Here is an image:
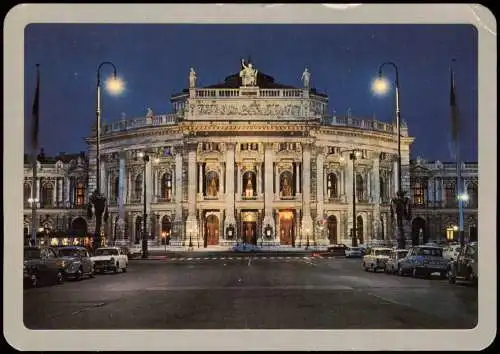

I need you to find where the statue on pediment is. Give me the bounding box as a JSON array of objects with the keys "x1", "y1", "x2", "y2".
[
  {"x1": 189, "y1": 67, "x2": 197, "y2": 88},
  {"x1": 240, "y1": 59, "x2": 258, "y2": 86},
  {"x1": 301, "y1": 67, "x2": 311, "y2": 88}
]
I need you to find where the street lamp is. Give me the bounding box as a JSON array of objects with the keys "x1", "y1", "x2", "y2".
[
  {"x1": 339, "y1": 149, "x2": 362, "y2": 247},
  {"x1": 373, "y1": 62, "x2": 410, "y2": 250},
  {"x1": 90, "y1": 61, "x2": 124, "y2": 253},
  {"x1": 137, "y1": 151, "x2": 150, "y2": 259}
]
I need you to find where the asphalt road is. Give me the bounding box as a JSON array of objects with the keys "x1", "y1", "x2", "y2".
[{"x1": 23, "y1": 255, "x2": 477, "y2": 330}]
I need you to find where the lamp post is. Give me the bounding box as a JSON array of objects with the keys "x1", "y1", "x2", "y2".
[
  {"x1": 457, "y1": 193, "x2": 468, "y2": 246},
  {"x1": 90, "y1": 61, "x2": 124, "y2": 253},
  {"x1": 138, "y1": 152, "x2": 150, "y2": 259},
  {"x1": 372, "y1": 62, "x2": 409, "y2": 250},
  {"x1": 339, "y1": 149, "x2": 361, "y2": 247}
]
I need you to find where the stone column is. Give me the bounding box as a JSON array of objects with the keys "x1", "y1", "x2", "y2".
[
  {"x1": 64, "y1": 177, "x2": 70, "y2": 206},
  {"x1": 127, "y1": 171, "x2": 132, "y2": 202},
  {"x1": 198, "y1": 163, "x2": 203, "y2": 197},
  {"x1": 340, "y1": 169, "x2": 345, "y2": 199},
  {"x1": 115, "y1": 152, "x2": 127, "y2": 245},
  {"x1": 393, "y1": 160, "x2": 398, "y2": 195},
  {"x1": 57, "y1": 178, "x2": 63, "y2": 206},
  {"x1": 372, "y1": 156, "x2": 381, "y2": 239},
  {"x1": 52, "y1": 180, "x2": 57, "y2": 206},
  {"x1": 186, "y1": 145, "x2": 199, "y2": 242},
  {"x1": 262, "y1": 143, "x2": 276, "y2": 237},
  {"x1": 301, "y1": 143, "x2": 313, "y2": 242},
  {"x1": 220, "y1": 163, "x2": 225, "y2": 198},
  {"x1": 427, "y1": 178, "x2": 433, "y2": 204},
  {"x1": 345, "y1": 155, "x2": 353, "y2": 238},
  {"x1": 256, "y1": 163, "x2": 261, "y2": 196},
  {"x1": 274, "y1": 164, "x2": 280, "y2": 199},
  {"x1": 36, "y1": 179, "x2": 40, "y2": 207},
  {"x1": 173, "y1": 152, "x2": 184, "y2": 241},
  {"x1": 224, "y1": 143, "x2": 236, "y2": 239},
  {"x1": 294, "y1": 163, "x2": 300, "y2": 194},
  {"x1": 316, "y1": 152, "x2": 325, "y2": 243},
  {"x1": 237, "y1": 164, "x2": 242, "y2": 197}
]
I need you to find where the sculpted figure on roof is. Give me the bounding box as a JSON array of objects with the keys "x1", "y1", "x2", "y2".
[{"x1": 240, "y1": 59, "x2": 258, "y2": 87}]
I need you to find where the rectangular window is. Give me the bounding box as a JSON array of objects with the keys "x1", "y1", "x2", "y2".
[{"x1": 412, "y1": 182, "x2": 425, "y2": 206}]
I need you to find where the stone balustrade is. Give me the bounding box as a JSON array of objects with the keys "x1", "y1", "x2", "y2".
[{"x1": 193, "y1": 88, "x2": 306, "y2": 98}]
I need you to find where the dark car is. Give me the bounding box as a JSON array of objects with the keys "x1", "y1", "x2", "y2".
[
  {"x1": 326, "y1": 244, "x2": 348, "y2": 256},
  {"x1": 56, "y1": 246, "x2": 95, "y2": 280},
  {"x1": 23, "y1": 247, "x2": 64, "y2": 288}
]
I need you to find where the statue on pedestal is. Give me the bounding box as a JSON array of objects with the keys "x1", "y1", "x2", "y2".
[
  {"x1": 301, "y1": 67, "x2": 311, "y2": 88},
  {"x1": 240, "y1": 59, "x2": 258, "y2": 86},
  {"x1": 189, "y1": 67, "x2": 197, "y2": 88}
]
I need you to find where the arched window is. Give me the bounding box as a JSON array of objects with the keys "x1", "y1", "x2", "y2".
[
  {"x1": 160, "y1": 173, "x2": 173, "y2": 201},
  {"x1": 327, "y1": 173, "x2": 338, "y2": 199},
  {"x1": 355, "y1": 174, "x2": 364, "y2": 201},
  {"x1": 24, "y1": 182, "x2": 31, "y2": 203},
  {"x1": 467, "y1": 182, "x2": 478, "y2": 208},
  {"x1": 134, "y1": 174, "x2": 143, "y2": 201},
  {"x1": 75, "y1": 182, "x2": 85, "y2": 207},
  {"x1": 41, "y1": 182, "x2": 54, "y2": 207}
]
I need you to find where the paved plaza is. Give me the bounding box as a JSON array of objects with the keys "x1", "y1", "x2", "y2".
[{"x1": 23, "y1": 255, "x2": 477, "y2": 330}]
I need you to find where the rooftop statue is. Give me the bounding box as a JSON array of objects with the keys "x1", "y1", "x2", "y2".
[
  {"x1": 189, "y1": 67, "x2": 197, "y2": 88},
  {"x1": 240, "y1": 59, "x2": 258, "y2": 87},
  {"x1": 301, "y1": 67, "x2": 311, "y2": 88}
]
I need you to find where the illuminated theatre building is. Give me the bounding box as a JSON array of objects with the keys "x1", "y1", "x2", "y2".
[{"x1": 22, "y1": 61, "x2": 479, "y2": 247}]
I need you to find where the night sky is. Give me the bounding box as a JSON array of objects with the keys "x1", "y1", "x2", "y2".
[{"x1": 24, "y1": 24, "x2": 477, "y2": 162}]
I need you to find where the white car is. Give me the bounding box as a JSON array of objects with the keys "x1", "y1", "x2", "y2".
[
  {"x1": 361, "y1": 247, "x2": 393, "y2": 272},
  {"x1": 345, "y1": 247, "x2": 363, "y2": 258},
  {"x1": 128, "y1": 245, "x2": 143, "y2": 259},
  {"x1": 91, "y1": 247, "x2": 128, "y2": 273},
  {"x1": 443, "y1": 244, "x2": 462, "y2": 262}
]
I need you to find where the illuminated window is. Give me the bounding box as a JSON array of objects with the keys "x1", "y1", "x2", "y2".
[
  {"x1": 161, "y1": 173, "x2": 173, "y2": 200},
  {"x1": 135, "y1": 174, "x2": 143, "y2": 200},
  {"x1": 444, "y1": 182, "x2": 456, "y2": 207},
  {"x1": 412, "y1": 182, "x2": 425, "y2": 206},
  {"x1": 326, "y1": 173, "x2": 338, "y2": 198},
  {"x1": 75, "y1": 182, "x2": 85, "y2": 207},
  {"x1": 24, "y1": 182, "x2": 31, "y2": 203},
  {"x1": 356, "y1": 174, "x2": 364, "y2": 201},
  {"x1": 41, "y1": 182, "x2": 54, "y2": 207},
  {"x1": 446, "y1": 226, "x2": 456, "y2": 241}
]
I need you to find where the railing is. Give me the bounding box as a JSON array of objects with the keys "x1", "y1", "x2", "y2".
[
  {"x1": 325, "y1": 116, "x2": 401, "y2": 135},
  {"x1": 194, "y1": 88, "x2": 305, "y2": 98},
  {"x1": 104, "y1": 113, "x2": 178, "y2": 133}
]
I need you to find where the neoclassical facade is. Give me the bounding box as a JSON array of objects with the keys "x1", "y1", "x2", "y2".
[{"x1": 22, "y1": 61, "x2": 478, "y2": 247}]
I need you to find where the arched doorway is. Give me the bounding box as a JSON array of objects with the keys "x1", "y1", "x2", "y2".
[
  {"x1": 411, "y1": 217, "x2": 427, "y2": 245},
  {"x1": 327, "y1": 215, "x2": 338, "y2": 244},
  {"x1": 279, "y1": 210, "x2": 295, "y2": 245},
  {"x1": 356, "y1": 215, "x2": 364, "y2": 244},
  {"x1": 161, "y1": 215, "x2": 172, "y2": 244},
  {"x1": 135, "y1": 216, "x2": 142, "y2": 244},
  {"x1": 71, "y1": 217, "x2": 87, "y2": 237},
  {"x1": 205, "y1": 215, "x2": 219, "y2": 246}
]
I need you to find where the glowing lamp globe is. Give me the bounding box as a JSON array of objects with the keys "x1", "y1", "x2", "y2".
[
  {"x1": 105, "y1": 76, "x2": 125, "y2": 95},
  {"x1": 372, "y1": 77, "x2": 390, "y2": 96}
]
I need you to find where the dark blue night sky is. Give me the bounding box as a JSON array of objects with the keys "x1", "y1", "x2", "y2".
[{"x1": 24, "y1": 24, "x2": 477, "y2": 162}]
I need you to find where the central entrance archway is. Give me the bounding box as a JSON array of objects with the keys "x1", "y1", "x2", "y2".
[
  {"x1": 205, "y1": 215, "x2": 220, "y2": 246},
  {"x1": 241, "y1": 211, "x2": 257, "y2": 245},
  {"x1": 411, "y1": 217, "x2": 427, "y2": 245},
  {"x1": 327, "y1": 215, "x2": 338, "y2": 244},
  {"x1": 279, "y1": 210, "x2": 295, "y2": 245}
]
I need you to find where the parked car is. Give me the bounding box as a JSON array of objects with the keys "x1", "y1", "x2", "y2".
[
  {"x1": 361, "y1": 247, "x2": 392, "y2": 272},
  {"x1": 91, "y1": 247, "x2": 128, "y2": 273},
  {"x1": 128, "y1": 245, "x2": 143, "y2": 259},
  {"x1": 384, "y1": 249, "x2": 409, "y2": 274},
  {"x1": 448, "y1": 243, "x2": 478, "y2": 285},
  {"x1": 345, "y1": 246, "x2": 363, "y2": 258},
  {"x1": 23, "y1": 246, "x2": 64, "y2": 288},
  {"x1": 57, "y1": 246, "x2": 95, "y2": 280},
  {"x1": 397, "y1": 245, "x2": 448, "y2": 278},
  {"x1": 443, "y1": 244, "x2": 462, "y2": 262},
  {"x1": 326, "y1": 244, "x2": 348, "y2": 256}
]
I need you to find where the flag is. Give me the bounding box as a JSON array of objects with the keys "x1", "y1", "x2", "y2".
[
  {"x1": 31, "y1": 64, "x2": 40, "y2": 154},
  {"x1": 449, "y1": 64, "x2": 459, "y2": 155}
]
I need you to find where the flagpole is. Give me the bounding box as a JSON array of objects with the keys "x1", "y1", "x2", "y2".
[{"x1": 30, "y1": 64, "x2": 40, "y2": 247}]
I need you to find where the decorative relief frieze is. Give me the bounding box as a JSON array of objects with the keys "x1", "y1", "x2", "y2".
[{"x1": 187, "y1": 100, "x2": 310, "y2": 118}]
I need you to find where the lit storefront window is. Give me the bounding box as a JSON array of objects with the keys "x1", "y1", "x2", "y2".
[
  {"x1": 62, "y1": 238, "x2": 69, "y2": 246},
  {"x1": 50, "y1": 238, "x2": 59, "y2": 246}
]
